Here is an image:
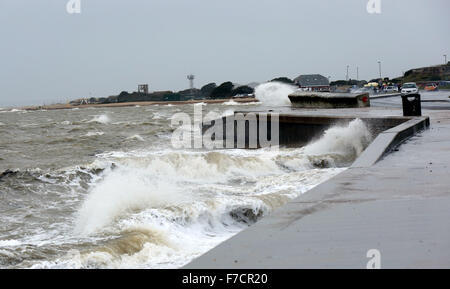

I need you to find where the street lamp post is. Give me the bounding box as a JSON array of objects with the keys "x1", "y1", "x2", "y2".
[
  {"x1": 444, "y1": 54, "x2": 447, "y2": 64},
  {"x1": 378, "y1": 61, "x2": 382, "y2": 80},
  {"x1": 346, "y1": 65, "x2": 349, "y2": 81}
]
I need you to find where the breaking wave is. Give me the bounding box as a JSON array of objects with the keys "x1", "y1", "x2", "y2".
[
  {"x1": 304, "y1": 119, "x2": 372, "y2": 166},
  {"x1": 55, "y1": 119, "x2": 371, "y2": 268}
]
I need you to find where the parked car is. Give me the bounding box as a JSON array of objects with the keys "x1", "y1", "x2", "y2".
[
  {"x1": 401, "y1": 82, "x2": 419, "y2": 94},
  {"x1": 424, "y1": 83, "x2": 438, "y2": 91},
  {"x1": 383, "y1": 85, "x2": 398, "y2": 93}
]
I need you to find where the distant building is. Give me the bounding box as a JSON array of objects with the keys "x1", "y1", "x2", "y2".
[
  {"x1": 138, "y1": 84, "x2": 149, "y2": 94},
  {"x1": 294, "y1": 74, "x2": 330, "y2": 92}
]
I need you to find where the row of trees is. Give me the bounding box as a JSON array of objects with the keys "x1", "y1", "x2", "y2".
[
  {"x1": 201, "y1": 82, "x2": 254, "y2": 99},
  {"x1": 201, "y1": 76, "x2": 301, "y2": 99}
]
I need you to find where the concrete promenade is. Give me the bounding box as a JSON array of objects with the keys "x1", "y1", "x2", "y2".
[{"x1": 186, "y1": 96, "x2": 450, "y2": 269}]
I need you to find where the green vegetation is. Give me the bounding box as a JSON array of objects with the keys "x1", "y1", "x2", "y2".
[
  {"x1": 200, "y1": 83, "x2": 217, "y2": 98},
  {"x1": 209, "y1": 82, "x2": 234, "y2": 99},
  {"x1": 401, "y1": 63, "x2": 449, "y2": 83},
  {"x1": 208, "y1": 82, "x2": 254, "y2": 99},
  {"x1": 270, "y1": 77, "x2": 294, "y2": 84},
  {"x1": 231, "y1": 85, "x2": 253, "y2": 96}
]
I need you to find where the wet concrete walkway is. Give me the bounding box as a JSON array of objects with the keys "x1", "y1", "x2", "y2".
[{"x1": 186, "y1": 107, "x2": 450, "y2": 269}]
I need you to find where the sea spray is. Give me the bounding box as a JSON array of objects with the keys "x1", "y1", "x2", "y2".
[
  {"x1": 74, "y1": 165, "x2": 189, "y2": 235},
  {"x1": 255, "y1": 82, "x2": 297, "y2": 106},
  {"x1": 69, "y1": 118, "x2": 374, "y2": 267},
  {"x1": 304, "y1": 119, "x2": 372, "y2": 165},
  {"x1": 74, "y1": 151, "x2": 285, "y2": 233}
]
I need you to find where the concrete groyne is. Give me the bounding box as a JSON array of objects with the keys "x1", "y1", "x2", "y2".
[{"x1": 288, "y1": 91, "x2": 370, "y2": 108}]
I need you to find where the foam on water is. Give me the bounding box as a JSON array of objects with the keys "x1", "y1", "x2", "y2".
[
  {"x1": 126, "y1": 134, "x2": 145, "y2": 141},
  {"x1": 222, "y1": 100, "x2": 239, "y2": 106},
  {"x1": 84, "y1": 131, "x2": 105, "y2": 137},
  {"x1": 193, "y1": 102, "x2": 207, "y2": 106},
  {"x1": 0, "y1": 240, "x2": 22, "y2": 247},
  {"x1": 152, "y1": 113, "x2": 164, "y2": 119},
  {"x1": 88, "y1": 114, "x2": 111, "y2": 124}
]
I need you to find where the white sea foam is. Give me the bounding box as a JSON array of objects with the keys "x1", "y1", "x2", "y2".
[
  {"x1": 255, "y1": 82, "x2": 297, "y2": 106},
  {"x1": 9, "y1": 108, "x2": 27, "y2": 113},
  {"x1": 84, "y1": 131, "x2": 105, "y2": 137},
  {"x1": 126, "y1": 134, "x2": 145, "y2": 141},
  {"x1": 0, "y1": 239, "x2": 22, "y2": 247},
  {"x1": 223, "y1": 100, "x2": 258, "y2": 106},
  {"x1": 222, "y1": 100, "x2": 239, "y2": 105},
  {"x1": 193, "y1": 102, "x2": 206, "y2": 106},
  {"x1": 88, "y1": 114, "x2": 111, "y2": 124}
]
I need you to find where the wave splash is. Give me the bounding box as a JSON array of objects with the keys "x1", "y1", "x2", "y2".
[
  {"x1": 25, "y1": 118, "x2": 373, "y2": 269},
  {"x1": 304, "y1": 119, "x2": 372, "y2": 166},
  {"x1": 55, "y1": 119, "x2": 371, "y2": 268},
  {"x1": 255, "y1": 82, "x2": 297, "y2": 106}
]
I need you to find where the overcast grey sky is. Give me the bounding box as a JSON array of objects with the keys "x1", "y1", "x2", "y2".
[{"x1": 0, "y1": 0, "x2": 449, "y2": 106}]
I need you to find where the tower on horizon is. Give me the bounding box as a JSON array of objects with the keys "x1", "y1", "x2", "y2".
[{"x1": 187, "y1": 74, "x2": 195, "y2": 89}]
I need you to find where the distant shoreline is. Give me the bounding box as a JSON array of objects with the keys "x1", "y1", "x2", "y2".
[{"x1": 19, "y1": 98, "x2": 258, "y2": 111}]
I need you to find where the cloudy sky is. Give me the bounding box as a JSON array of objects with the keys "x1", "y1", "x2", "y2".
[{"x1": 0, "y1": 0, "x2": 449, "y2": 106}]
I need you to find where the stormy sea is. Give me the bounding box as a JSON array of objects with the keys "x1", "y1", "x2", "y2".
[{"x1": 0, "y1": 85, "x2": 373, "y2": 268}]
